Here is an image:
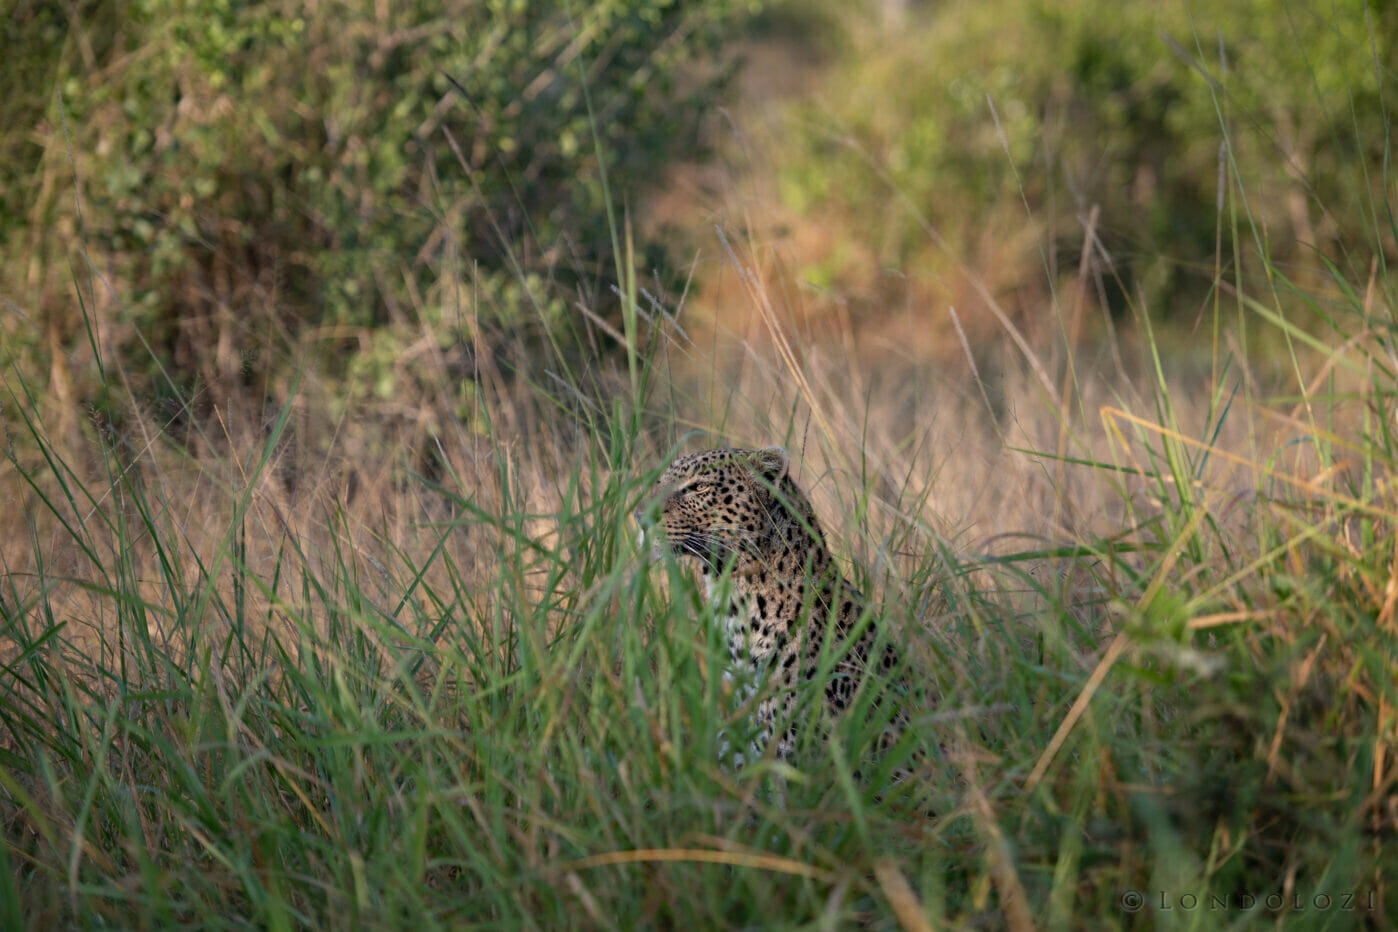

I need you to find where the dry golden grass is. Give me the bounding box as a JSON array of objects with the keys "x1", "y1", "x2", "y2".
[{"x1": 3, "y1": 210, "x2": 1376, "y2": 679}]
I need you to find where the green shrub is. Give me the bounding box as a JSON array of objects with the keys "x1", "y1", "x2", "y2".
[
  {"x1": 3, "y1": 0, "x2": 755, "y2": 408},
  {"x1": 773, "y1": 0, "x2": 1395, "y2": 320}
]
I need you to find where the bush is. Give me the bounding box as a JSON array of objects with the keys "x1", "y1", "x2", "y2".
[
  {"x1": 771, "y1": 0, "x2": 1395, "y2": 324},
  {"x1": 3, "y1": 0, "x2": 755, "y2": 412}
]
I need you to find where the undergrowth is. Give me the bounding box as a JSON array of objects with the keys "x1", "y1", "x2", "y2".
[{"x1": 3, "y1": 239, "x2": 1396, "y2": 926}]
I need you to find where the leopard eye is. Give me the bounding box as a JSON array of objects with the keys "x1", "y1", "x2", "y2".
[{"x1": 688, "y1": 481, "x2": 715, "y2": 496}]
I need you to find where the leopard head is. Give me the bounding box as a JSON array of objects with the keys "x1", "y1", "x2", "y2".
[{"x1": 636, "y1": 446, "x2": 792, "y2": 574}]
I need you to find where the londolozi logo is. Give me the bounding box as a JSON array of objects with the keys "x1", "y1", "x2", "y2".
[{"x1": 1117, "y1": 889, "x2": 1378, "y2": 915}]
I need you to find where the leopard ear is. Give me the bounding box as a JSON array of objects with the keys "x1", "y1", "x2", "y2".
[{"x1": 749, "y1": 446, "x2": 789, "y2": 481}]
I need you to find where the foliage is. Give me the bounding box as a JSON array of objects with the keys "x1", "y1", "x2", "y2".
[
  {"x1": 2, "y1": 0, "x2": 753, "y2": 408},
  {"x1": 771, "y1": 0, "x2": 1396, "y2": 322}
]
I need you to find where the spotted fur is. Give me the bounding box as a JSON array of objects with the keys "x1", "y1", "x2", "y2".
[{"x1": 637, "y1": 446, "x2": 903, "y2": 767}]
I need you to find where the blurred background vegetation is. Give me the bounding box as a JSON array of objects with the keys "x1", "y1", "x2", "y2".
[
  {"x1": 2, "y1": 0, "x2": 752, "y2": 428},
  {"x1": 4, "y1": 0, "x2": 1392, "y2": 439},
  {"x1": 745, "y1": 0, "x2": 1395, "y2": 351},
  {"x1": 760, "y1": 1, "x2": 1392, "y2": 310}
]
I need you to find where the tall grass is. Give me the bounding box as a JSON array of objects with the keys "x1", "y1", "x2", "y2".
[
  {"x1": 5, "y1": 234, "x2": 1395, "y2": 925},
  {"x1": 4, "y1": 24, "x2": 1398, "y2": 932}
]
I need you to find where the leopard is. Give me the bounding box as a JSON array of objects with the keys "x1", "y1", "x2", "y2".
[{"x1": 636, "y1": 445, "x2": 910, "y2": 770}]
